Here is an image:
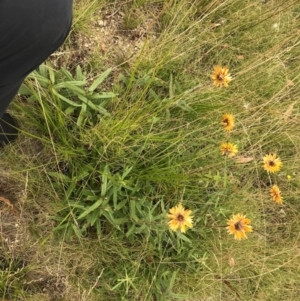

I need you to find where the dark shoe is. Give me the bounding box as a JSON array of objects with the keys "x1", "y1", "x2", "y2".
[{"x1": 0, "y1": 113, "x2": 18, "y2": 146}]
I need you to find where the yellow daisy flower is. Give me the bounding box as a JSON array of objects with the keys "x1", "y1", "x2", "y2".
[
  {"x1": 220, "y1": 142, "x2": 238, "y2": 158},
  {"x1": 227, "y1": 213, "x2": 253, "y2": 241},
  {"x1": 263, "y1": 153, "x2": 282, "y2": 173},
  {"x1": 222, "y1": 113, "x2": 235, "y2": 132},
  {"x1": 167, "y1": 203, "x2": 193, "y2": 233},
  {"x1": 211, "y1": 65, "x2": 232, "y2": 87},
  {"x1": 270, "y1": 185, "x2": 283, "y2": 204}
]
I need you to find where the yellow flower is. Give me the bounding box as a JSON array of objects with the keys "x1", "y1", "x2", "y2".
[
  {"x1": 270, "y1": 185, "x2": 283, "y2": 204},
  {"x1": 211, "y1": 65, "x2": 232, "y2": 87},
  {"x1": 220, "y1": 142, "x2": 238, "y2": 158},
  {"x1": 167, "y1": 203, "x2": 193, "y2": 233},
  {"x1": 263, "y1": 153, "x2": 282, "y2": 173},
  {"x1": 222, "y1": 113, "x2": 235, "y2": 132},
  {"x1": 227, "y1": 213, "x2": 253, "y2": 241}
]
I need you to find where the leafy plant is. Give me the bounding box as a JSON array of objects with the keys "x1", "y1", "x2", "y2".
[{"x1": 20, "y1": 64, "x2": 116, "y2": 127}]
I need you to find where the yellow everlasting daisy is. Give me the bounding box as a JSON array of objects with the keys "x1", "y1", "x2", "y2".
[
  {"x1": 270, "y1": 185, "x2": 283, "y2": 204},
  {"x1": 227, "y1": 213, "x2": 253, "y2": 241},
  {"x1": 222, "y1": 113, "x2": 235, "y2": 132},
  {"x1": 220, "y1": 142, "x2": 238, "y2": 158},
  {"x1": 263, "y1": 153, "x2": 282, "y2": 173},
  {"x1": 211, "y1": 65, "x2": 232, "y2": 87},
  {"x1": 167, "y1": 203, "x2": 193, "y2": 233}
]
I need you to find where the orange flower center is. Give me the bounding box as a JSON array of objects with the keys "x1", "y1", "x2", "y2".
[
  {"x1": 177, "y1": 214, "x2": 184, "y2": 222},
  {"x1": 217, "y1": 74, "x2": 224, "y2": 80},
  {"x1": 234, "y1": 221, "x2": 243, "y2": 231}
]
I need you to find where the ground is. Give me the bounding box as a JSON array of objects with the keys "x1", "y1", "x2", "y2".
[{"x1": 1, "y1": 0, "x2": 300, "y2": 300}]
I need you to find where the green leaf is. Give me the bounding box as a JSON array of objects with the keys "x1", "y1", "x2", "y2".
[
  {"x1": 53, "y1": 223, "x2": 69, "y2": 231},
  {"x1": 48, "y1": 67, "x2": 55, "y2": 84},
  {"x1": 77, "y1": 102, "x2": 87, "y2": 126},
  {"x1": 47, "y1": 172, "x2": 71, "y2": 182},
  {"x1": 60, "y1": 67, "x2": 74, "y2": 80},
  {"x1": 89, "y1": 210, "x2": 100, "y2": 226},
  {"x1": 88, "y1": 68, "x2": 113, "y2": 92},
  {"x1": 68, "y1": 203, "x2": 85, "y2": 210},
  {"x1": 51, "y1": 89, "x2": 81, "y2": 107},
  {"x1": 31, "y1": 73, "x2": 50, "y2": 87},
  {"x1": 65, "y1": 107, "x2": 76, "y2": 115},
  {"x1": 94, "y1": 104, "x2": 111, "y2": 116},
  {"x1": 78, "y1": 95, "x2": 111, "y2": 116},
  {"x1": 129, "y1": 200, "x2": 139, "y2": 222},
  {"x1": 63, "y1": 83, "x2": 86, "y2": 95},
  {"x1": 115, "y1": 199, "x2": 127, "y2": 211},
  {"x1": 76, "y1": 65, "x2": 84, "y2": 81},
  {"x1": 178, "y1": 233, "x2": 192, "y2": 243},
  {"x1": 54, "y1": 81, "x2": 86, "y2": 90},
  {"x1": 102, "y1": 210, "x2": 121, "y2": 230},
  {"x1": 65, "y1": 182, "x2": 77, "y2": 199},
  {"x1": 148, "y1": 88, "x2": 161, "y2": 101},
  {"x1": 18, "y1": 84, "x2": 33, "y2": 95},
  {"x1": 78, "y1": 198, "x2": 104, "y2": 220},
  {"x1": 74, "y1": 170, "x2": 90, "y2": 181},
  {"x1": 86, "y1": 195, "x2": 99, "y2": 201},
  {"x1": 72, "y1": 224, "x2": 83, "y2": 239},
  {"x1": 96, "y1": 220, "x2": 102, "y2": 236},
  {"x1": 118, "y1": 73, "x2": 128, "y2": 85},
  {"x1": 101, "y1": 166, "x2": 109, "y2": 196},
  {"x1": 125, "y1": 224, "x2": 136, "y2": 238},
  {"x1": 135, "y1": 224, "x2": 147, "y2": 233},
  {"x1": 39, "y1": 64, "x2": 48, "y2": 78},
  {"x1": 113, "y1": 217, "x2": 129, "y2": 225},
  {"x1": 90, "y1": 92, "x2": 117, "y2": 99},
  {"x1": 113, "y1": 185, "x2": 118, "y2": 209},
  {"x1": 168, "y1": 271, "x2": 178, "y2": 292},
  {"x1": 122, "y1": 166, "x2": 133, "y2": 179}
]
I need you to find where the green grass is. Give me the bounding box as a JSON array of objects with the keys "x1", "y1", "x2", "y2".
[{"x1": 1, "y1": 0, "x2": 300, "y2": 300}]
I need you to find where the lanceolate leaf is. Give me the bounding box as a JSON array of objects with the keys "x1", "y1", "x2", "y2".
[
  {"x1": 78, "y1": 198, "x2": 104, "y2": 220},
  {"x1": 88, "y1": 68, "x2": 113, "y2": 92}
]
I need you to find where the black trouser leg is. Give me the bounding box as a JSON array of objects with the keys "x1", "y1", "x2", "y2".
[
  {"x1": 0, "y1": 0, "x2": 73, "y2": 118},
  {"x1": 0, "y1": 79, "x2": 24, "y2": 117}
]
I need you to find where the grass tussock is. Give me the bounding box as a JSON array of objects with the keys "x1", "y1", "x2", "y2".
[{"x1": 1, "y1": 0, "x2": 300, "y2": 300}]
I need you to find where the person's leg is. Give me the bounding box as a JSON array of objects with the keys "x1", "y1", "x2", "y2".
[
  {"x1": 0, "y1": 79, "x2": 24, "y2": 117},
  {"x1": 0, "y1": 80, "x2": 24, "y2": 145},
  {"x1": 0, "y1": 0, "x2": 73, "y2": 87},
  {"x1": 0, "y1": 0, "x2": 73, "y2": 145}
]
